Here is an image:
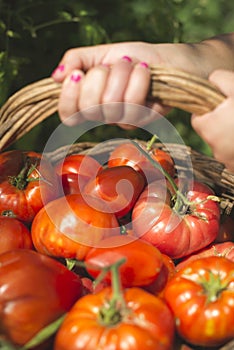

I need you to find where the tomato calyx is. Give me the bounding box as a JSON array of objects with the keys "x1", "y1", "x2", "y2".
[
  {"x1": 98, "y1": 258, "x2": 130, "y2": 327},
  {"x1": 201, "y1": 271, "x2": 230, "y2": 303},
  {"x1": 183, "y1": 269, "x2": 229, "y2": 304},
  {"x1": 8, "y1": 156, "x2": 52, "y2": 190}
]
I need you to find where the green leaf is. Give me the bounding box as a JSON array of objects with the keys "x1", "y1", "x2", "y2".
[{"x1": 21, "y1": 314, "x2": 66, "y2": 350}]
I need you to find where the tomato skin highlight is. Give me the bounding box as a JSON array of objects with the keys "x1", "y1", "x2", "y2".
[
  {"x1": 164, "y1": 256, "x2": 234, "y2": 347},
  {"x1": 0, "y1": 150, "x2": 59, "y2": 223},
  {"x1": 55, "y1": 154, "x2": 102, "y2": 195},
  {"x1": 55, "y1": 287, "x2": 175, "y2": 350},
  {"x1": 0, "y1": 216, "x2": 33, "y2": 253},
  {"x1": 84, "y1": 165, "x2": 146, "y2": 218},
  {"x1": 31, "y1": 193, "x2": 120, "y2": 260},
  {"x1": 0, "y1": 249, "x2": 83, "y2": 346},
  {"x1": 85, "y1": 235, "x2": 164, "y2": 287}
]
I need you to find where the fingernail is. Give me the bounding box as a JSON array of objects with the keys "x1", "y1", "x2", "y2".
[
  {"x1": 140, "y1": 62, "x2": 149, "y2": 68},
  {"x1": 51, "y1": 64, "x2": 65, "y2": 76},
  {"x1": 122, "y1": 56, "x2": 132, "y2": 62},
  {"x1": 70, "y1": 74, "x2": 82, "y2": 82}
]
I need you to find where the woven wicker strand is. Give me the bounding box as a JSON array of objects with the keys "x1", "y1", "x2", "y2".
[{"x1": 0, "y1": 66, "x2": 226, "y2": 151}]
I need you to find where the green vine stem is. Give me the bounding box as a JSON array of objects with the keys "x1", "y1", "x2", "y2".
[{"x1": 131, "y1": 139, "x2": 219, "y2": 216}]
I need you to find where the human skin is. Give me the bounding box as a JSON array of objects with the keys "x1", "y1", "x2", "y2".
[{"x1": 51, "y1": 33, "x2": 234, "y2": 171}]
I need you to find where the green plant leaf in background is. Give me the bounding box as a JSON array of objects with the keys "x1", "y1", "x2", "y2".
[{"x1": 0, "y1": 0, "x2": 233, "y2": 154}]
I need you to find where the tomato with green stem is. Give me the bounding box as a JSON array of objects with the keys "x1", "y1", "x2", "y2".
[
  {"x1": 0, "y1": 150, "x2": 59, "y2": 223},
  {"x1": 0, "y1": 249, "x2": 83, "y2": 347},
  {"x1": 132, "y1": 178, "x2": 220, "y2": 259},
  {"x1": 131, "y1": 141, "x2": 220, "y2": 259},
  {"x1": 164, "y1": 256, "x2": 234, "y2": 347},
  {"x1": 55, "y1": 258, "x2": 175, "y2": 350}
]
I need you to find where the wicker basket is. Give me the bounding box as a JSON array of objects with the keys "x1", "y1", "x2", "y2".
[
  {"x1": 0, "y1": 66, "x2": 234, "y2": 349},
  {"x1": 1, "y1": 65, "x2": 233, "y2": 217}
]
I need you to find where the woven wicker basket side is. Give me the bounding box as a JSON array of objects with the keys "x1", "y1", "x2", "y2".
[{"x1": 0, "y1": 66, "x2": 233, "y2": 216}]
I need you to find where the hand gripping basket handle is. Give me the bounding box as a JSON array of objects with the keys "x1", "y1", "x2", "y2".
[{"x1": 0, "y1": 65, "x2": 226, "y2": 151}]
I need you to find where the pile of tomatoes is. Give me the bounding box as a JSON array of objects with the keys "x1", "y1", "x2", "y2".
[{"x1": 0, "y1": 140, "x2": 234, "y2": 350}]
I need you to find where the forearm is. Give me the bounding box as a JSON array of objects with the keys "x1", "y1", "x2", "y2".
[{"x1": 152, "y1": 32, "x2": 234, "y2": 78}]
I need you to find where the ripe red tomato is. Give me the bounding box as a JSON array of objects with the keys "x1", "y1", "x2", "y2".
[
  {"x1": 55, "y1": 154, "x2": 102, "y2": 195},
  {"x1": 0, "y1": 216, "x2": 33, "y2": 254},
  {"x1": 108, "y1": 141, "x2": 175, "y2": 183},
  {"x1": 0, "y1": 249, "x2": 83, "y2": 347},
  {"x1": 143, "y1": 253, "x2": 176, "y2": 297},
  {"x1": 164, "y1": 256, "x2": 234, "y2": 347},
  {"x1": 0, "y1": 150, "x2": 59, "y2": 223},
  {"x1": 84, "y1": 165, "x2": 146, "y2": 218},
  {"x1": 31, "y1": 193, "x2": 120, "y2": 260},
  {"x1": 85, "y1": 235, "x2": 163, "y2": 287},
  {"x1": 55, "y1": 287, "x2": 175, "y2": 350},
  {"x1": 176, "y1": 241, "x2": 234, "y2": 270},
  {"x1": 132, "y1": 178, "x2": 220, "y2": 259}
]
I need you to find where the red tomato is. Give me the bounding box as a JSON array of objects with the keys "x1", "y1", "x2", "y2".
[
  {"x1": 55, "y1": 287, "x2": 175, "y2": 350},
  {"x1": 143, "y1": 253, "x2": 176, "y2": 297},
  {"x1": 164, "y1": 256, "x2": 234, "y2": 347},
  {"x1": 176, "y1": 241, "x2": 234, "y2": 270},
  {"x1": 31, "y1": 193, "x2": 120, "y2": 260},
  {"x1": 0, "y1": 249, "x2": 83, "y2": 347},
  {"x1": 0, "y1": 150, "x2": 59, "y2": 223},
  {"x1": 84, "y1": 165, "x2": 145, "y2": 218},
  {"x1": 0, "y1": 216, "x2": 33, "y2": 254},
  {"x1": 108, "y1": 141, "x2": 175, "y2": 183},
  {"x1": 132, "y1": 178, "x2": 220, "y2": 259},
  {"x1": 85, "y1": 235, "x2": 163, "y2": 287},
  {"x1": 55, "y1": 154, "x2": 102, "y2": 195}
]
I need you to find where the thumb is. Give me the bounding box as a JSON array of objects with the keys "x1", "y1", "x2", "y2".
[{"x1": 209, "y1": 69, "x2": 234, "y2": 97}]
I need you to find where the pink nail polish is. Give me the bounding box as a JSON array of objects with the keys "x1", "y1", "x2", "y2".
[
  {"x1": 70, "y1": 74, "x2": 82, "y2": 82},
  {"x1": 140, "y1": 62, "x2": 149, "y2": 68},
  {"x1": 122, "y1": 56, "x2": 132, "y2": 62},
  {"x1": 51, "y1": 64, "x2": 65, "y2": 76}
]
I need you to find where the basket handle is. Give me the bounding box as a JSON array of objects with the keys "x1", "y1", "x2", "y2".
[{"x1": 0, "y1": 66, "x2": 226, "y2": 151}]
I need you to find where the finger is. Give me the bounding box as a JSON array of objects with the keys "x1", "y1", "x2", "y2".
[
  {"x1": 102, "y1": 56, "x2": 134, "y2": 103},
  {"x1": 58, "y1": 69, "x2": 85, "y2": 125},
  {"x1": 209, "y1": 69, "x2": 234, "y2": 97},
  {"x1": 51, "y1": 45, "x2": 110, "y2": 82},
  {"x1": 124, "y1": 62, "x2": 151, "y2": 104},
  {"x1": 101, "y1": 56, "x2": 134, "y2": 123},
  {"x1": 79, "y1": 65, "x2": 110, "y2": 121}
]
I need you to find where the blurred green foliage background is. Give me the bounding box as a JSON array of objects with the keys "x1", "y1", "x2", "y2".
[{"x1": 0, "y1": 0, "x2": 234, "y2": 153}]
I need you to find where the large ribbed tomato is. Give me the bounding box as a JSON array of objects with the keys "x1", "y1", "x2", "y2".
[
  {"x1": 55, "y1": 287, "x2": 175, "y2": 350},
  {"x1": 164, "y1": 256, "x2": 234, "y2": 348},
  {"x1": 31, "y1": 193, "x2": 120, "y2": 260},
  {"x1": 132, "y1": 178, "x2": 220, "y2": 259}
]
